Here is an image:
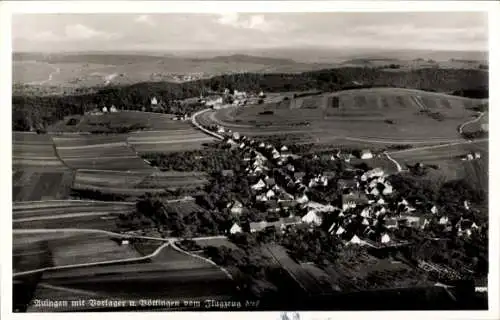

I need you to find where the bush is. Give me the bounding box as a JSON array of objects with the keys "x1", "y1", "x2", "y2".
[{"x1": 259, "y1": 110, "x2": 274, "y2": 115}]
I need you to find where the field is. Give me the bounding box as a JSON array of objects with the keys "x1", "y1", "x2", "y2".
[
  {"x1": 12, "y1": 169, "x2": 74, "y2": 201},
  {"x1": 164, "y1": 200, "x2": 207, "y2": 216},
  {"x1": 72, "y1": 169, "x2": 208, "y2": 195},
  {"x1": 127, "y1": 129, "x2": 214, "y2": 154},
  {"x1": 12, "y1": 132, "x2": 66, "y2": 169},
  {"x1": 192, "y1": 237, "x2": 240, "y2": 251},
  {"x1": 12, "y1": 200, "x2": 135, "y2": 230},
  {"x1": 199, "y1": 88, "x2": 484, "y2": 145},
  {"x1": 52, "y1": 134, "x2": 151, "y2": 170},
  {"x1": 13, "y1": 230, "x2": 143, "y2": 273},
  {"x1": 48, "y1": 111, "x2": 192, "y2": 133},
  {"x1": 25, "y1": 245, "x2": 238, "y2": 311},
  {"x1": 388, "y1": 140, "x2": 488, "y2": 184},
  {"x1": 264, "y1": 244, "x2": 337, "y2": 295}
]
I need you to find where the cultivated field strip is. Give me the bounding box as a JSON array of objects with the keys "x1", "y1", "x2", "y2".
[
  {"x1": 52, "y1": 134, "x2": 150, "y2": 170},
  {"x1": 72, "y1": 169, "x2": 208, "y2": 194},
  {"x1": 127, "y1": 130, "x2": 214, "y2": 153},
  {"x1": 13, "y1": 201, "x2": 134, "y2": 219},
  {"x1": 13, "y1": 200, "x2": 134, "y2": 230},
  {"x1": 13, "y1": 133, "x2": 66, "y2": 169},
  {"x1": 12, "y1": 170, "x2": 74, "y2": 201}
]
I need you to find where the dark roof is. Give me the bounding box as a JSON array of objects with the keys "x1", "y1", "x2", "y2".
[
  {"x1": 294, "y1": 172, "x2": 306, "y2": 178},
  {"x1": 342, "y1": 192, "x2": 368, "y2": 204},
  {"x1": 265, "y1": 178, "x2": 276, "y2": 185},
  {"x1": 338, "y1": 179, "x2": 357, "y2": 189}
]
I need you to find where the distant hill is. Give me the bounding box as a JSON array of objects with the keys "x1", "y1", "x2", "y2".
[{"x1": 200, "y1": 54, "x2": 299, "y2": 66}]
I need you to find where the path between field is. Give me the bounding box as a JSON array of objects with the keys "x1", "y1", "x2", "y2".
[
  {"x1": 458, "y1": 112, "x2": 485, "y2": 134},
  {"x1": 383, "y1": 152, "x2": 403, "y2": 172},
  {"x1": 14, "y1": 227, "x2": 229, "y2": 275},
  {"x1": 13, "y1": 241, "x2": 171, "y2": 277}
]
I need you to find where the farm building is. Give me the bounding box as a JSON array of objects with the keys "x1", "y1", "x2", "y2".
[
  {"x1": 151, "y1": 97, "x2": 158, "y2": 105},
  {"x1": 110, "y1": 105, "x2": 118, "y2": 113},
  {"x1": 102, "y1": 106, "x2": 108, "y2": 113}
]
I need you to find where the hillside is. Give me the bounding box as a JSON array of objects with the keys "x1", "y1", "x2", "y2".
[{"x1": 13, "y1": 67, "x2": 488, "y2": 132}]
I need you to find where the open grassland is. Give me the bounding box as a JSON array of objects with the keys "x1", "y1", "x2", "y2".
[
  {"x1": 12, "y1": 132, "x2": 66, "y2": 169},
  {"x1": 48, "y1": 111, "x2": 192, "y2": 133},
  {"x1": 52, "y1": 134, "x2": 150, "y2": 170},
  {"x1": 201, "y1": 88, "x2": 484, "y2": 145},
  {"x1": 12, "y1": 200, "x2": 134, "y2": 230},
  {"x1": 26, "y1": 245, "x2": 238, "y2": 310},
  {"x1": 72, "y1": 169, "x2": 207, "y2": 196},
  {"x1": 127, "y1": 129, "x2": 214, "y2": 154}
]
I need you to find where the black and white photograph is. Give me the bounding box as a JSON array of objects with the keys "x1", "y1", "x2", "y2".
[{"x1": 3, "y1": 1, "x2": 499, "y2": 318}]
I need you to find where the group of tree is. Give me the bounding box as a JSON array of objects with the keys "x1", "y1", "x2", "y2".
[{"x1": 142, "y1": 147, "x2": 243, "y2": 173}]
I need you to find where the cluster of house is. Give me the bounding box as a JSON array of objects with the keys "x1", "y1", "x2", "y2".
[
  {"x1": 201, "y1": 89, "x2": 266, "y2": 109},
  {"x1": 461, "y1": 152, "x2": 481, "y2": 161},
  {"x1": 206, "y1": 122, "x2": 482, "y2": 249}
]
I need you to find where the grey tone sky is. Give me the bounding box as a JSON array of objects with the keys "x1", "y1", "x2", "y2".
[{"x1": 12, "y1": 12, "x2": 488, "y2": 53}]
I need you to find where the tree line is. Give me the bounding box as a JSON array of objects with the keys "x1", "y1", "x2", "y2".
[{"x1": 13, "y1": 67, "x2": 487, "y2": 131}]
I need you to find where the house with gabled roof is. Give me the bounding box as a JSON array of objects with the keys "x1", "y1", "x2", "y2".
[
  {"x1": 230, "y1": 223, "x2": 242, "y2": 234},
  {"x1": 251, "y1": 179, "x2": 266, "y2": 191},
  {"x1": 336, "y1": 226, "x2": 346, "y2": 236},
  {"x1": 360, "y1": 149, "x2": 373, "y2": 159},
  {"x1": 266, "y1": 189, "x2": 276, "y2": 199},
  {"x1": 348, "y1": 235, "x2": 368, "y2": 246},
  {"x1": 256, "y1": 194, "x2": 268, "y2": 202},
  {"x1": 301, "y1": 210, "x2": 323, "y2": 226}
]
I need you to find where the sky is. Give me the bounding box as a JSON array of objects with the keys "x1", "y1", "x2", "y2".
[{"x1": 12, "y1": 12, "x2": 488, "y2": 53}]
